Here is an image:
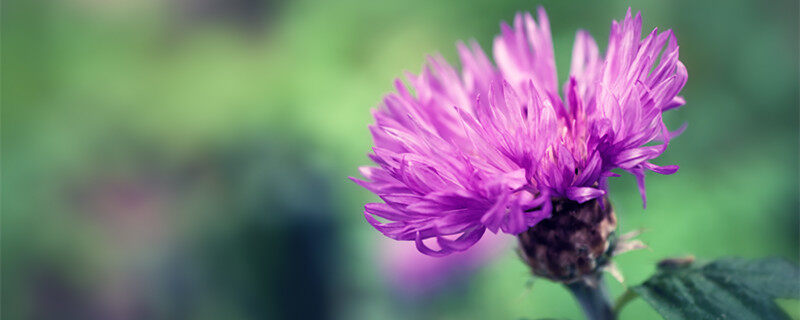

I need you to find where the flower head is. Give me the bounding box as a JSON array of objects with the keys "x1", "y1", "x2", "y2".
[{"x1": 352, "y1": 8, "x2": 687, "y2": 256}]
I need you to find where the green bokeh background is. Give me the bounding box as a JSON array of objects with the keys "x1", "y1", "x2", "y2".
[{"x1": 3, "y1": 0, "x2": 798, "y2": 319}]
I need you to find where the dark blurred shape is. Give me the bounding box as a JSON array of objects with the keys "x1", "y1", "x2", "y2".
[
  {"x1": 31, "y1": 266, "x2": 96, "y2": 320},
  {"x1": 170, "y1": 0, "x2": 282, "y2": 35},
  {"x1": 16, "y1": 135, "x2": 339, "y2": 320},
  {"x1": 189, "y1": 138, "x2": 338, "y2": 320}
]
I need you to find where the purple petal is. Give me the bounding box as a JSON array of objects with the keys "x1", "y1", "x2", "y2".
[{"x1": 566, "y1": 187, "x2": 606, "y2": 203}]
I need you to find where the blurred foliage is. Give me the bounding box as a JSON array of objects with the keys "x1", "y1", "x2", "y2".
[{"x1": 2, "y1": 0, "x2": 798, "y2": 319}]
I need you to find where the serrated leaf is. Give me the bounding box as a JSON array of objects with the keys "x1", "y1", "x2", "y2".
[{"x1": 632, "y1": 257, "x2": 800, "y2": 320}]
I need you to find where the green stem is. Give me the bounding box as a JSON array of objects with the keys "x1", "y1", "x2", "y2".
[
  {"x1": 613, "y1": 288, "x2": 638, "y2": 315},
  {"x1": 565, "y1": 273, "x2": 615, "y2": 320}
]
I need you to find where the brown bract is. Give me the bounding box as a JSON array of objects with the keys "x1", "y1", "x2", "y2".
[{"x1": 518, "y1": 197, "x2": 617, "y2": 283}]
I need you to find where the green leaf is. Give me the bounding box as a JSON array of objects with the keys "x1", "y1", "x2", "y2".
[{"x1": 632, "y1": 257, "x2": 800, "y2": 320}]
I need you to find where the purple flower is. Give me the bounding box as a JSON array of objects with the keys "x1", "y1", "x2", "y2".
[
  {"x1": 352, "y1": 8, "x2": 687, "y2": 256},
  {"x1": 379, "y1": 232, "x2": 511, "y2": 296}
]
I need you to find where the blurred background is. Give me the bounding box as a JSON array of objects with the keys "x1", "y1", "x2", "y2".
[{"x1": 2, "y1": 0, "x2": 798, "y2": 319}]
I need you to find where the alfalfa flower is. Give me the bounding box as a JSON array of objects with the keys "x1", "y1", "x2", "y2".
[{"x1": 352, "y1": 7, "x2": 686, "y2": 263}]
